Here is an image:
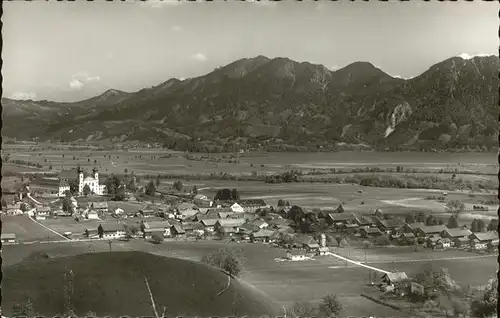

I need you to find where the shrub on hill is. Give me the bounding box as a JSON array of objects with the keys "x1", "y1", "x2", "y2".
[
  {"x1": 3, "y1": 251, "x2": 280, "y2": 317},
  {"x1": 201, "y1": 248, "x2": 244, "y2": 277}
]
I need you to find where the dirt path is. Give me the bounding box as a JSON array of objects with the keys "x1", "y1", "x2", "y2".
[
  {"x1": 365, "y1": 254, "x2": 498, "y2": 264},
  {"x1": 326, "y1": 252, "x2": 391, "y2": 275}
]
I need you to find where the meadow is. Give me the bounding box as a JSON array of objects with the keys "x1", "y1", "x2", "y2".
[{"x1": 1, "y1": 215, "x2": 63, "y2": 242}]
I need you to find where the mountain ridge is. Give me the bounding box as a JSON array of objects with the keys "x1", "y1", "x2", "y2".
[{"x1": 2, "y1": 54, "x2": 498, "y2": 152}]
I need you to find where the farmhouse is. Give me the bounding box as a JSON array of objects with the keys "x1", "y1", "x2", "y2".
[
  {"x1": 237, "y1": 199, "x2": 268, "y2": 212},
  {"x1": 182, "y1": 222, "x2": 204, "y2": 236},
  {"x1": 360, "y1": 227, "x2": 383, "y2": 238},
  {"x1": 381, "y1": 272, "x2": 409, "y2": 285},
  {"x1": 251, "y1": 229, "x2": 276, "y2": 243},
  {"x1": 356, "y1": 215, "x2": 377, "y2": 227},
  {"x1": 36, "y1": 206, "x2": 51, "y2": 217},
  {"x1": 229, "y1": 202, "x2": 245, "y2": 213},
  {"x1": 252, "y1": 218, "x2": 269, "y2": 229},
  {"x1": 91, "y1": 202, "x2": 108, "y2": 214},
  {"x1": 414, "y1": 225, "x2": 447, "y2": 238},
  {"x1": 469, "y1": 232, "x2": 499, "y2": 249},
  {"x1": 1, "y1": 233, "x2": 16, "y2": 243},
  {"x1": 440, "y1": 228, "x2": 472, "y2": 239},
  {"x1": 401, "y1": 222, "x2": 425, "y2": 233},
  {"x1": 215, "y1": 219, "x2": 246, "y2": 234},
  {"x1": 317, "y1": 247, "x2": 330, "y2": 256},
  {"x1": 170, "y1": 224, "x2": 186, "y2": 238},
  {"x1": 453, "y1": 237, "x2": 470, "y2": 248},
  {"x1": 144, "y1": 228, "x2": 165, "y2": 239},
  {"x1": 101, "y1": 224, "x2": 126, "y2": 239},
  {"x1": 399, "y1": 232, "x2": 416, "y2": 245},
  {"x1": 375, "y1": 218, "x2": 405, "y2": 233},
  {"x1": 326, "y1": 212, "x2": 360, "y2": 226},
  {"x1": 436, "y1": 238, "x2": 452, "y2": 249},
  {"x1": 200, "y1": 218, "x2": 219, "y2": 232},
  {"x1": 176, "y1": 202, "x2": 199, "y2": 219},
  {"x1": 86, "y1": 210, "x2": 100, "y2": 220},
  {"x1": 218, "y1": 211, "x2": 236, "y2": 219},
  {"x1": 267, "y1": 218, "x2": 293, "y2": 229},
  {"x1": 144, "y1": 220, "x2": 171, "y2": 237},
  {"x1": 239, "y1": 223, "x2": 260, "y2": 235}
]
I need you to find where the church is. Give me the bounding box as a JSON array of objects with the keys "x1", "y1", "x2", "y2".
[{"x1": 58, "y1": 166, "x2": 106, "y2": 197}]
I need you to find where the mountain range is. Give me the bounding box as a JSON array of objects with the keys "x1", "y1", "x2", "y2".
[{"x1": 2, "y1": 55, "x2": 498, "y2": 152}]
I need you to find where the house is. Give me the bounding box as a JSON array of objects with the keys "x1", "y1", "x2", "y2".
[
  {"x1": 218, "y1": 211, "x2": 236, "y2": 219},
  {"x1": 414, "y1": 225, "x2": 447, "y2": 238},
  {"x1": 1, "y1": 233, "x2": 16, "y2": 243},
  {"x1": 441, "y1": 228, "x2": 472, "y2": 240},
  {"x1": 99, "y1": 224, "x2": 126, "y2": 239},
  {"x1": 114, "y1": 208, "x2": 125, "y2": 216},
  {"x1": 252, "y1": 218, "x2": 269, "y2": 229},
  {"x1": 144, "y1": 221, "x2": 171, "y2": 237},
  {"x1": 6, "y1": 203, "x2": 22, "y2": 215},
  {"x1": 91, "y1": 202, "x2": 108, "y2": 214},
  {"x1": 317, "y1": 246, "x2": 330, "y2": 256},
  {"x1": 292, "y1": 234, "x2": 317, "y2": 249},
  {"x1": 199, "y1": 218, "x2": 219, "y2": 233},
  {"x1": 360, "y1": 227, "x2": 383, "y2": 238},
  {"x1": 239, "y1": 223, "x2": 260, "y2": 235},
  {"x1": 237, "y1": 199, "x2": 268, "y2": 212},
  {"x1": 219, "y1": 226, "x2": 239, "y2": 237},
  {"x1": 356, "y1": 215, "x2": 377, "y2": 227},
  {"x1": 229, "y1": 202, "x2": 245, "y2": 213},
  {"x1": 399, "y1": 232, "x2": 416, "y2": 245},
  {"x1": 137, "y1": 208, "x2": 157, "y2": 218},
  {"x1": 304, "y1": 242, "x2": 321, "y2": 253},
  {"x1": 214, "y1": 218, "x2": 246, "y2": 233},
  {"x1": 36, "y1": 206, "x2": 52, "y2": 217},
  {"x1": 144, "y1": 228, "x2": 165, "y2": 239},
  {"x1": 86, "y1": 210, "x2": 100, "y2": 220},
  {"x1": 453, "y1": 237, "x2": 470, "y2": 248},
  {"x1": 193, "y1": 194, "x2": 212, "y2": 208},
  {"x1": 267, "y1": 218, "x2": 293, "y2": 229},
  {"x1": 176, "y1": 202, "x2": 199, "y2": 218},
  {"x1": 436, "y1": 238, "x2": 452, "y2": 249},
  {"x1": 170, "y1": 224, "x2": 186, "y2": 238},
  {"x1": 251, "y1": 229, "x2": 276, "y2": 243},
  {"x1": 326, "y1": 212, "x2": 360, "y2": 227},
  {"x1": 401, "y1": 222, "x2": 425, "y2": 233},
  {"x1": 381, "y1": 272, "x2": 409, "y2": 285},
  {"x1": 182, "y1": 222, "x2": 205, "y2": 236},
  {"x1": 426, "y1": 236, "x2": 441, "y2": 248},
  {"x1": 375, "y1": 217, "x2": 405, "y2": 233},
  {"x1": 469, "y1": 232, "x2": 499, "y2": 249}
]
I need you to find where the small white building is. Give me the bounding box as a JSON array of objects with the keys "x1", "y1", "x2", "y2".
[
  {"x1": 86, "y1": 210, "x2": 100, "y2": 220},
  {"x1": 1, "y1": 233, "x2": 16, "y2": 243},
  {"x1": 230, "y1": 202, "x2": 245, "y2": 213}
]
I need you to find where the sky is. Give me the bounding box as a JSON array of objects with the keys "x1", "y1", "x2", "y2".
[{"x1": 2, "y1": 0, "x2": 498, "y2": 102}]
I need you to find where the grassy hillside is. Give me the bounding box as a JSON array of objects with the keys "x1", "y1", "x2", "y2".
[{"x1": 3, "y1": 251, "x2": 282, "y2": 317}]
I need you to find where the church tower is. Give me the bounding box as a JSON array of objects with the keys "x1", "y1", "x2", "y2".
[{"x1": 78, "y1": 165, "x2": 84, "y2": 194}]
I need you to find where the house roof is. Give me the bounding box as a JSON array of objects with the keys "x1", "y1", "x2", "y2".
[
  {"x1": 328, "y1": 212, "x2": 359, "y2": 223},
  {"x1": 253, "y1": 219, "x2": 268, "y2": 227},
  {"x1": 239, "y1": 223, "x2": 259, "y2": 232},
  {"x1": 383, "y1": 272, "x2": 408, "y2": 283},
  {"x1": 471, "y1": 231, "x2": 498, "y2": 242},
  {"x1": 438, "y1": 238, "x2": 452, "y2": 243},
  {"x1": 144, "y1": 221, "x2": 171, "y2": 229},
  {"x1": 293, "y1": 234, "x2": 315, "y2": 245},
  {"x1": 377, "y1": 217, "x2": 405, "y2": 229},
  {"x1": 318, "y1": 247, "x2": 330, "y2": 252},
  {"x1": 252, "y1": 229, "x2": 275, "y2": 238},
  {"x1": 92, "y1": 202, "x2": 108, "y2": 209},
  {"x1": 418, "y1": 225, "x2": 447, "y2": 234},
  {"x1": 216, "y1": 219, "x2": 246, "y2": 227},
  {"x1": 171, "y1": 224, "x2": 185, "y2": 234},
  {"x1": 200, "y1": 218, "x2": 219, "y2": 227},
  {"x1": 362, "y1": 227, "x2": 382, "y2": 234},
  {"x1": 99, "y1": 223, "x2": 125, "y2": 232},
  {"x1": 1, "y1": 233, "x2": 16, "y2": 240},
  {"x1": 357, "y1": 215, "x2": 377, "y2": 225},
  {"x1": 144, "y1": 228, "x2": 165, "y2": 233},
  {"x1": 218, "y1": 212, "x2": 237, "y2": 219},
  {"x1": 305, "y1": 243, "x2": 320, "y2": 248},
  {"x1": 237, "y1": 199, "x2": 267, "y2": 207},
  {"x1": 454, "y1": 237, "x2": 469, "y2": 243},
  {"x1": 402, "y1": 232, "x2": 415, "y2": 238},
  {"x1": 36, "y1": 206, "x2": 51, "y2": 212},
  {"x1": 267, "y1": 218, "x2": 293, "y2": 227},
  {"x1": 182, "y1": 222, "x2": 204, "y2": 231},
  {"x1": 177, "y1": 202, "x2": 197, "y2": 210},
  {"x1": 220, "y1": 226, "x2": 238, "y2": 233},
  {"x1": 443, "y1": 228, "x2": 472, "y2": 238},
  {"x1": 404, "y1": 222, "x2": 425, "y2": 230}
]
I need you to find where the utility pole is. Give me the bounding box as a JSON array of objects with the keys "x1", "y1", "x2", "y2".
[
  {"x1": 108, "y1": 239, "x2": 112, "y2": 252},
  {"x1": 392, "y1": 260, "x2": 395, "y2": 272}
]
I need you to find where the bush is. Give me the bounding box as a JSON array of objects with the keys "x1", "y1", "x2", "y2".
[
  {"x1": 151, "y1": 234, "x2": 164, "y2": 244},
  {"x1": 201, "y1": 249, "x2": 243, "y2": 277},
  {"x1": 374, "y1": 235, "x2": 391, "y2": 246},
  {"x1": 290, "y1": 301, "x2": 318, "y2": 317},
  {"x1": 318, "y1": 294, "x2": 342, "y2": 318}
]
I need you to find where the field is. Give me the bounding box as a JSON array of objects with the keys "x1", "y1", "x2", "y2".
[
  {"x1": 3, "y1": 238, "x2": 497, "y2": 317},
  {"x1": 1, "y1": 215, "x2": 64, "y2": 242}
]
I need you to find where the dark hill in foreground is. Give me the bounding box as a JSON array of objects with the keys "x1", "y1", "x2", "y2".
[{"x1": 2, "y1": 251, "x2": 282, "y2": 317}]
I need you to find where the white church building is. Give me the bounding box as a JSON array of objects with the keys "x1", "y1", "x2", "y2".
[{"x1": 58, "y1": 166, "x2": 106, "y2": 197}]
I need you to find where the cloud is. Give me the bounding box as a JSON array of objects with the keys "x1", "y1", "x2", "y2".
[
  {"x1": 140, "y1": 0, "x2": 182, "y2": 8},
  {"x1": 191, "y1": 53, "x2": 207, "y2": 62},
  {"x1": 171, "y1": 25, "x2": 182, "y2": 32},
  {"x1": 69, "y1": 79, "x2": 84, "y2": 90},
  {"x1": 457, "y1": 53, "x2": 496, "y2": 60},
  {"x1": 11, "y1": 91, "x2": 37, "y2": 100}
]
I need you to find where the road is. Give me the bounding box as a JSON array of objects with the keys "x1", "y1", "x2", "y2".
[{"x1": 326, "y1": 252, "x2": 391, "y2": 275}]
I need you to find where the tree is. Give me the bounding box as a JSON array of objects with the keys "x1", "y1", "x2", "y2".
[
  {"x1": 336, "y1": 204, "x2": 344, "y2": 213},
  {"x1": 471, "y1": 219, "x2": 479, "y2": 233},
  {"x1": 97, "y1": 224, "x2": 104, "y2": 239},
  {"x1": 68, "y1": 179, "x2": 79, "y2": 195},
  {"x1": 287, "y1": 205, "x2": 305, "y2": 224},
  {"x1": 1, "y1": 198, "x2": 7, "y2": 207},
  {"x1": 446, "y1": 200, "x2": 465, "y2": 217},
  {"x1": 447, "y1": 216, "x2": 459, "y2": 229},
  {"x1": 192, "y1": 185, "x2": 198, "y2": 195},
  {"x1": 405, "y1": 213, "x2": 415, "y2": 223},
  {"x1": 416, "y1": 211, "x2": 427, "y2": 223},
  {"x1": 291, "y1": 301, "x2": 318, "y2": 318},
  {"x1": 124, "y1": 168, "x2": 128, "y2": 174},
  {"x1": 476, "y1": 219, "x2": 486, "y2": 232},
  {"x1": 172, "y1": 180, "x2": 183, "y2": 192},
  {"x1": 140, "y1": 221, "x2": 146, "y2": 238},
  {"x1": 318, "y1": 294, "x2": 342, "y2": 318},
  {"x1": 127, "y1": 177, "x2": 137, "y2": 192},
  {"x1": 145, "y1": 181, "x2": 156, "y2": 196},
  {"x1": 124, "y1": 225, "x2": 138, "y2": 239},
  {"x1": 155, "y1": 175, "x2": 161, "y2": 187},
  {"x1": 62, "y1": 196, "x2": 74, "y2": 215},
  {"x1": 426, "y1": 215, "x2": 439, "y2": 226},
  {"x1": 20, "y1": 203, "x2": 28, "y2": 212},
  {"x1": 83, "y1": 184, "x2": 91, "y2": 197},
  {"x1": 114, "y1": 186, "x2": 126, "y2": 201},
  {"x1": 375, "y1": 235, "x2": 391, "y2": 246},
  {"x1": 201, "y1": 248, "x2": 243, "y2": 277},
  {"x1": 471, "y1": 276, "x2": 497, "y2": 318},
  {"x1": 277, "y1": 199, "x2": 286, "y2": 207},
  {"x1": 487, "y1": 218, "x2": 498, "y2": 232},
  {"x1": 231, "y1": 188, "x2": 240, "y2": 201},
  {"x1": 214, "y1": 188, "x2": 234, "y2": 201}
]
